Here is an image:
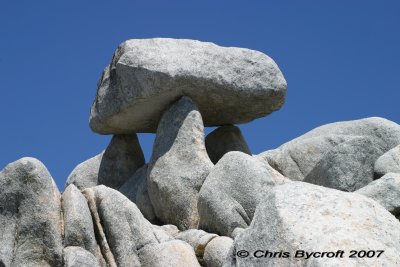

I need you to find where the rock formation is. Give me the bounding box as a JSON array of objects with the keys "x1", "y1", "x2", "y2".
[{"x1": 1, "y1": 38, "x2": 400, "y2": 267}]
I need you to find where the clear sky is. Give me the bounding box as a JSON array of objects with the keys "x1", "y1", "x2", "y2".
[{"x1": 1, "y1": 1, "x2": 399, "y2": 190}]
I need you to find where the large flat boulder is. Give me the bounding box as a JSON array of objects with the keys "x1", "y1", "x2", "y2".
[
  {"x1": 258, "y1": 117, "x2": 400, "y2": 190},
  {"x1": 148, "y1": 96, "x2": 213, "y2": 230},
  {"x1": 198, "y1": 151, "x2": 287, "y2": 236},
  {"x1": 90, "y1": 38, "x2": 287, "y2": 133},
  {"x1": 229, "y1": 182, "x2": 400, "y2": 266},
  {"x1": 0, "y1": 158, "x2": 63, "y2": 267}
]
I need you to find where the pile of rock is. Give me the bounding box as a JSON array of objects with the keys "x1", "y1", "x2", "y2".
[{"x1": 1, "y1": 38, "x2": 400, "y2": 267}]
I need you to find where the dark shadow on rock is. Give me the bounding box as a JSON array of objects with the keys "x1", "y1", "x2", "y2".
[{"x1": 98, "y1": 134, "x2": 145, "y2": 189}]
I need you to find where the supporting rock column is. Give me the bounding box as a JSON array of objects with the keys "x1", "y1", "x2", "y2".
[
  {"x1": 66, "y1": 133, "x2": 145, "y2": 190},
  {"x1": 205, "y1": 125, "x2": 251, "y2": 164},
  {"x1": 148, "y1": 96, "x2": 213, "y2": 230}
]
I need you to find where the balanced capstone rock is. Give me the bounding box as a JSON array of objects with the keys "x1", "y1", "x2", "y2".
[{"x1": 90, "y1": 38, "x2": 287, "y2": 133}]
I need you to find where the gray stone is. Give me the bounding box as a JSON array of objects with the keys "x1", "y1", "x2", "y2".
[
  {"x1": 151, "y1": 225, "x2": 174, "y2": 243},
  {"x1": 63, "y1": 246, "x2": 100, "y2": 267},
  {"x1": 62, "y1": 184, "x2": 97, "y2": 255},
  {"x1": 65, "y1": 153, "x2": 103, "y2": 190},
  {"x1": 198, "y1": 151, "x2": 287, "y2": 237},
  {"x1": 160, "y1": 224, "x2": 180, "y2": 238},
  {"x1": 230, "y1": 182, "x2": 400, "y2": 266},
  {"x1": 148, "y1": 96, "x2": 213, "y2": 230},
  {"x1": 356, "y1": 172, "x2": 400, "y2": 217},
  {"x1": 98, "y1": 134, "x2": 145, "y2": 189},
  {"x1": 90, "y1": 38, "x2": 287, "y2": 134},
  {"x1": 203, "y1": 236, "x2": 233, "y2": 267},
  {"x1": 138, "y1": 240, "x2": 201, "y2": 267},
  {"x1": 374, "y1": 145, "x2": 400, "y2": 178},
  {"x1": 0, "y1": 157, "x2": 63, "y2": 267},
  {"x1": 205, "y1": 125, "x2": 251, "y2": 164},
  {"x1": 176, "y1": 229, "x2": 218, "y2": 264},
  {"x1": 94, "y1": 246, "x2": 107, "y2": 267},
  {"x1": 83, "y1": 185, "x2": 158, "y2": 267},
  {"x1": 231, "y1": 228, "x2": 245, "y2": 240},
  {"x1": 304, "y1": 136, "x2": 382, "y2": 191},
  {"x1": 66, "y1": 134, "x2": 145, "y2": 190},
  {"x1": 83, "y1": 186, "x2": 200, "y2": 266},
  {"x1": 258, "y1": 117, "x2": 400, "y2": 188},
  {"x1": 119, "y1": 164, "x2": 156, "y2": 223},
  {"x1": 82, "y1": 188, "x2": 116, "y2": 267}
]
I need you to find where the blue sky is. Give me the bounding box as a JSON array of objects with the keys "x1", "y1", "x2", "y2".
[{"x1": 1, "y1": 1, "x2": 399, "y2": 190}]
